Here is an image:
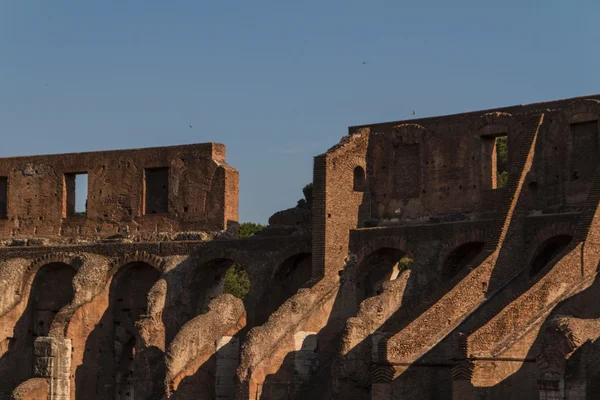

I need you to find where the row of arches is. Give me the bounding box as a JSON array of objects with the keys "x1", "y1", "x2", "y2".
[
  {"x1": 354, "y1": 233, "x2": 574, "y2": 307},
  {"x1": 0, "y1": 251, "x2": 314, "y2": 399}
]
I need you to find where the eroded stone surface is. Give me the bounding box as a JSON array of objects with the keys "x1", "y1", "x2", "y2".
[{"x1": 2, "y1": 96, "x2": 600, "y2": 400}]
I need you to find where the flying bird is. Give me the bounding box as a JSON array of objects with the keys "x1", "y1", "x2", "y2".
[
  {"x1": 189, "y1": 124, "x2": 192, "y2": 128},
  {"x1": 412, "y1": 110, "x2": 416, "y2": 116}
]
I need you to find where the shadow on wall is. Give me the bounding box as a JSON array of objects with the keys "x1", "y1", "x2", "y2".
[
  {"x1": 0, "y1": 262, "x2": 76, "y2": 397},
  {"x1": 161, "y1": 252, "x2": 313, "y2": 399},
  {"x1": 474, "y1": 255, "x2": 600, "y2": 400},
  {"x1": 74, "y1": 262, "x2": 161, "y2": 400}
]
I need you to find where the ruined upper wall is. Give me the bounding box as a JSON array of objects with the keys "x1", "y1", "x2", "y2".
[
  {"x1": 341, "y1": 94, "x2": 600, "y2": 223},
  {"x1": 0, "y1": 143, "x2": 238, "y2": 238}
]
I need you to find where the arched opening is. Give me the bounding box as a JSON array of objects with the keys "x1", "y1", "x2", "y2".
[
  {"x1": 442, "y1": 242, "x2": 485, "y2": 281},
  {"x1": 0, "y1": 262, "x2": 76, "y2": 397},
  {"x1": 256, "y1": 253, "x2": 312, "y2": 326},
  {"x1": 111, "y1": 262, "x2": 161, "y2": 400},
  {"x1": 530, "y1": 235, "x2": 573, "y2": 277},
  {"x1": 75, "y1": 261, "x2": 160, "y2": 400},
  {"x1": 353, "y1": 166, "x2": 366, "y2": 192},
  {"x1": 356, "y1": 248, "x2": 412, "y2": 306},
  {"x1": 31, "y1": 262, "x2": 77, "y2": 337}
]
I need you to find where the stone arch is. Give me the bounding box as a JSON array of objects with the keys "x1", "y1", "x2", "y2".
[
  {"x1": 470, "y1": 112, "x2": 513, "y2": 134},
  {"x1": 353, "y1": 166, "x2": 366, "y2": 192},
  {"x1": 355, "y1": 236, "x2": 411, "y2": 271},
  {"x1": 354, "y1": 237, "x2": 412, "y2": 306},
  {"x1": 20, "y1": 253, "x2": 78, "y2": 296},
  {"x1": 437, "y1": 228, "x2": 487, "y2": 281},
  {"x1": 527, "y1": 223, "x2": 574, "y2": 277},
  {"x1": 391, "y1": 123, "x2": 431, "y2": 146},
  {"x1": 256, "y1": 251, "x2": 313, "y2": 326},
  {"x1": 75, "y1": 258, "x2": 162, "y2": 400},
  {"x1": 441, "y1": 242, "x2": 485, "y2": 281},
  {"x1": 0, "y1": 257, "x2": 78, "y2": 397},
  {"x1": 565, "y1": 99, "x2": 600, "y2": 124},
  {"x1": 108, "y1": 250, "x2": 165, "y2": 276}
]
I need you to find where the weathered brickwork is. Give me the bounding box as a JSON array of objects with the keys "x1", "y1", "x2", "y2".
[{"x1": 2, "y1": 95, "x2": 600, "y2": 400}]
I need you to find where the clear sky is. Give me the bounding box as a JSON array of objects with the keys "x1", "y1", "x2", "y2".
[{"x1": 1, "y1": 1, "x2": 598, "y2": 223}]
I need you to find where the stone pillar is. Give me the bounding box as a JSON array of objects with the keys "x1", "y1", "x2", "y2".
[
  {"x1": 34, "y1": 337, "x2": 71, "y2": 400},
  {"x1": 370, "y1": 363, "x2": 394, "y2": 400},
  {"x1": 293, "y1": 331, "x2": 318, "y2": 392},
  {"x1": 216, "y1": 336, "x2": 240, "y2": 400},
  {"x1": 451, "y1": 332, "x2": 474, "y2": 400},
  {"x1": 536, "y1": 318, "x2": 579, "y2": 400}
]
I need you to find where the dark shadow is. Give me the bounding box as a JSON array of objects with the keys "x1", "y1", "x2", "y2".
[
  {"x1": 529, "y1": 235, "x2": 572, "y2": 277},
  {"x1": 255, "y1": 253, "x2": 312, "y2": 327},
  {"x1": 74, "y1": 262, "x2": 160, "y2": 399},
  {"x1": 442, "y1": 242, "x2": 485, "y2": 281},
  {"x1": 0, "y1": 262, "x2": 76, "y2": 397}
]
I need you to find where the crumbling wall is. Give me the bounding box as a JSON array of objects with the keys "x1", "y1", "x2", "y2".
[{"x1": 0, "y1": 143, "x2": 237, "y2": 238}]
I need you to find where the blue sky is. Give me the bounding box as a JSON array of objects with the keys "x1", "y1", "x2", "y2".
[{"x1": 1, "y1": 1, "x2": 598, "y2": 223}]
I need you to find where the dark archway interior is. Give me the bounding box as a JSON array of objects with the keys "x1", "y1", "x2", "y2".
[
  {"x1": 0, "y1": 262, "x2": 76, "y2": 397},
  {"x1": 356, "y1": 248, "x2": 406, "y2": 305},
  {"x1": 112, "y1": 262, "x2": 161, "y2": 399},
  {"x1": 353, "y1": 166, "x2": 366, "y2": 192},
  {"x1": 256, "y1": 253, "x2": 312, "y2": 326},
  {"x1": 529, "y1": 235, "x2": 573, "y2": 277},
  {"x1": 442, "y1": 242, "x2": 485, "y2": 281}
]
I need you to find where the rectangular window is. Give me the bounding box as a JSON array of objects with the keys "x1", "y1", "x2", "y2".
[
  {"x1": 481, "y1": 135, "x2": 508, "y2": 189},
  {"x1": 63, "y1": 173, "x2": 88, "y2": 218},
  {"x1": 0, "y1": 177, "x2": 7, "y2": 219},
  {"x1": 144, "y1": 167, "x2": 169, "y2": 214}
]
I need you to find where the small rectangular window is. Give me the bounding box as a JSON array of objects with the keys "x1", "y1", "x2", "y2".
[
  {"x1": 0, "y1": 177, "x2": 7, "y2": 219},
  {"x1": 63, "y1": 173, "x2": 88, "y2": 218},
  {"x1": 481, "y1": 135, "x2": 508, "y2": 189},
  {"x1": 144, "y1": 167, "x2": 169, "y2": 214}
]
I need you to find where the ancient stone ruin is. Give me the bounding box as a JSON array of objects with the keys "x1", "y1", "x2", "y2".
[{"x1": 2, "y1": 95, "x2": 600, "y2": 399}]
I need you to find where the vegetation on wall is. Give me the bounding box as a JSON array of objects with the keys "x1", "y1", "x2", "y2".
[
  {"x1": 496, "y1": 136, "x2": 508, "y2": 188},
  {"x1": 223, "y1": 222, "x2": 265, "y2": 299}
]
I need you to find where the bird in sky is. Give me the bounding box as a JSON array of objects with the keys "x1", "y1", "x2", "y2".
[
  {"x1": 412, "y1": 110, "x2": 416, "y2": 116},
  {"x1": 189, "y1": 124, "x2": 192, "y2": 128},
  {"x1": 362, "y1": 61, "x2": 366, "y2": 64}
]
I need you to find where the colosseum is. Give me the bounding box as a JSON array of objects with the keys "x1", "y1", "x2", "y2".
[{"x1": 1, "y1": 94, "x2": 600, "y2": 400}]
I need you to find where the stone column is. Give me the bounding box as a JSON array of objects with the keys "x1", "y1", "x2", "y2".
[
  {"x1": 34, "y1": 337, "x2": 72, "y2": 400},
  {"x1": 216, "y1": 336, "x2": 240, "y2": 400},
  {"x1": 370, "y1": 363, "x2": 394, "y2": 400},
  {"x1": 451, "y1": 332, "x2": 474, "y2": 400}
]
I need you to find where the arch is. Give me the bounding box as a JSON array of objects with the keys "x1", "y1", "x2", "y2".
[
  {"x1": 30, "y1": 262, "x2": 78, "y2": 337},
  {"x1": 75, "y1": 260, "x2": 161, "y2": 399},
  {"x1": 20, "y1": 253, "x2": 78, "y2": 295},
  {"x1": 355, "y1": 236, "x2": 410, "y2": 271},
  {"x1": 470, "y1": 112, "x2": 513, "y2": 133},
  {"x1": 0, "y1": 260, "x2": 77, "y2": 396},
  {"x1": 565, "y1": 99, "x2": 600, "y2": 124},
  {"x1": 441, "y1": 242, "x2": 485, "y2": 281},
  {"x1": 356, "y1": 247, "x2": 409, "y2": 304},
  {"x1": 108, "y1": 250, "x2": 165, "y2": 276},
  {"x1": 353, "y1": 166, "x2": 366, "y2": 192},
  {"x1": 529, "y1": 234, "x2": 573, "y2": 277},
  {"x1": 256, "y1": 252, "x2": 313, "y2": 326}
]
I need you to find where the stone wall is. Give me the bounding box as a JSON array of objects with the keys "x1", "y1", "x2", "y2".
[{"x1": 1, "y1": 95, "x2": 600, "y2": 399}]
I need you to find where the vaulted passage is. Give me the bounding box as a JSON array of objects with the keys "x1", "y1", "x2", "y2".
[
  {"x1": 75, "y1": 262, "x2": 161, "y2": 400},
  {"x1": 356, "y1": 248, "x2": 411, "y2": 306},
  {"x1": 442, "y1": 242, "x2": 485, "y2": 281},
  {"x1": 530, "y1": 235, "x2": 573, "y2": 277},
  {"x1": 256, "y1": 253, "x2": 312, "y2": 326},
  {"x1": 0, "y1": 262, "x2": 76, "y2": 397}
]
